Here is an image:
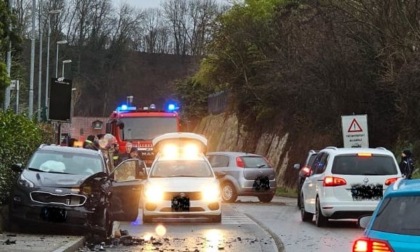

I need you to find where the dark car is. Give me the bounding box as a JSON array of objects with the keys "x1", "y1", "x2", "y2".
[
  {"x1": 9, "y1": 144, "x2": 147, "y2": 238},
  {"x1": 206, "y1": 152, "x2": 277, "y2": 203},
  {"x1": 293, "y1": 149, "x2": 318, "y2": 208}
]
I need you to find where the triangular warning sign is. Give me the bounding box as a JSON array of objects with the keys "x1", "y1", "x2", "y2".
[{"x1": 348, "y1": 119, "x2": 363, "y2": 133}]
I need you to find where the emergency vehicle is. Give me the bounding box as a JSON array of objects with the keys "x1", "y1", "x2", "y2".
[{"x1": 106, "y1": 103, "x2": 181, "y2": 166}]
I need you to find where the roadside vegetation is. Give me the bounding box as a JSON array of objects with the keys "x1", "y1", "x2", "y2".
[
  {"x1": 176, "y1": 0, "x2": 420, "y2": 186},
  {"x1": 0, "y1": 110, "x2": 54, "y2": 206}
]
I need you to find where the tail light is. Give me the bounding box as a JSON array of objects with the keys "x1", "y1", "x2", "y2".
[
  {"x1": 236, "y1": 157, "x2": 245, "y2": 168},
  {"x1": 385, "y1": 177, "x2": 399, "y2": 186},
  {"x1": 323, "y1": 176, "x2": 347, "y2": 187},
  {"x1": 352, "y1": 237, "x2": 394, "y2": 252}
]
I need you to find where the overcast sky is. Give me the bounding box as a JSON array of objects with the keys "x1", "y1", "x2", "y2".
[
  {"x1": 112, "y1": 0, "x2": 233, "y2": 10},
  {"x1": 113, "y1": 0, "x2": 162, "y2": 9}
]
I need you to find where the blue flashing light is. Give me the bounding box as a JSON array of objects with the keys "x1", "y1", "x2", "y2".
[
  {"x1": 117, "y1": 104, "x2": 136, "y2": 112},
  {"x1": 164, "y1": 101, "x2": 180, "y2": 112}
]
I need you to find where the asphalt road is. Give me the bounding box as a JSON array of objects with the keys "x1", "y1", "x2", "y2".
[{"x1": 0, "y1": 198, "x2": 281, "y2": 252}]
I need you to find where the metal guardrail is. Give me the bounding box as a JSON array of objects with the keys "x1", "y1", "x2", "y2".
[{"x1": 207, "y1": 91, "x2": 228, "y2": 115}]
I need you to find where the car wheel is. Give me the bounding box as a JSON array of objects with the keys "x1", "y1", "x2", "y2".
[
  {"x1": 94, "y1": 207, "x2": 112, "y2": 239},
  {"x1": 300, "y1": 194, "x2": 313, "y2": 222},
  {"x1": 221, "y1": 182, "x2": 237, "y2": 203},
  {"x1": 258, "y1": 194, "x2": 274, "y2": 203},
  {"x1": 315, "y1": 197, "x2": 328, "y2": 227},
  {"x1": 297, "y1": 193, "x2": 301, "y2": 208}
]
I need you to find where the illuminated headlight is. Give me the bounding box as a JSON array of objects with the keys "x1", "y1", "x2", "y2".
[
  {"x1": 17, "y1": 174, "x2": 34, "y2": 188},
  {"x1": 144, "y1": 184, "x2": 164, "y2": 203},
  {"x1": 201, "y1": 182, "x2": 220, "y2": 202}
]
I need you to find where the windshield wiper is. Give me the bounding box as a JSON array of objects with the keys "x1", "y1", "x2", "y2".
[
  {"x1": 257, "y1": 164, "x2": 267, "y2": 168},
  {"x1": 28, "y1": 167, "x2": 45, "y2": 172}
]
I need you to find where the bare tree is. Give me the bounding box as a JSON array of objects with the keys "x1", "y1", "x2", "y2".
[{"x1": 162, "y1": 0, "x2": 189, "y2": 55}]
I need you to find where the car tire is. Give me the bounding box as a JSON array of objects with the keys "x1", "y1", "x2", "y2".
[
  {"x1": 258, "y1": 194, "x2": 274, "y2": 203},
  {"x1": 94, "y1": 207, "x2": 112, "y2": 239},
  {"x1": 300, "y1": 194, "x2": 313, "y2": 222},
  {"x1": 315, "y1": 197, "x2": 328, "y2": 227},
  {"x1": 297, "y1": 193, "x2": 301, "y2": 208},
  {"x1": 221, "y1": 182, "x2": 237, "y2": 203}
]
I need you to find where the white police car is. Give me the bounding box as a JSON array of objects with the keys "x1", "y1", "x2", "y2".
[{"x1": 142, "y1": 132, "x2": 222, "y2": 223}]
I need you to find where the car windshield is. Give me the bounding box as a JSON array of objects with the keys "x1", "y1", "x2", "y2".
[
  {"x1": 27, "y1": 150, "x2": 103, "y2": 175},
  {"x1": 331, "y1": 155, "x2": 398, "y2": 175},
  {"x1": 119, "y1": 117, "x2": 178, "y2": 140},
  {"x1": 150, "y1": 160, "x2": 213, "y2": 178},
  {"x1": 371, "y1": 195, "x2": 420, "y2": 235}
]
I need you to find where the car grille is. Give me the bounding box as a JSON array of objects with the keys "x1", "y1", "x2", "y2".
[
  {"x1": 30, "y1": 191, "x2": 87, "y2": 206},
  {"x1": 163, "y1": 192, "x2": 202, "y2": 200}
]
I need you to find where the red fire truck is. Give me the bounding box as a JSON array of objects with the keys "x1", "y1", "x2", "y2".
[{"x1": 106, "y1": 103, "x2": 181, "y2": 166}]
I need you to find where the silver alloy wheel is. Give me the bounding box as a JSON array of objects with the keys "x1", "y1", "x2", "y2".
[{"x1": 221, "y1": 183, "x2": 237, "y2": 202}]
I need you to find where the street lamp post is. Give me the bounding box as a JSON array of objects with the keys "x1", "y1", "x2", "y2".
[
  {"x1": 45, "y1": 9, "x2": 61, "y2": 121},
  {"x1": 37, "y1": 0, "x2": 43, "y2": 121},
  {"x1": 29, "y1": 0, "x2": 36, "y2": 118},
  {"x1": 62, "y1": 59, "x2": 72, "y2": 78},
  {"x1": 55, "y1": 40, "x2": 67, "y2": 78}
]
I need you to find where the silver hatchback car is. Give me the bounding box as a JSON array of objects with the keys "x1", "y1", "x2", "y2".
[{"x1": 206, "y1": 152, "x2": 277, "y2": 203}]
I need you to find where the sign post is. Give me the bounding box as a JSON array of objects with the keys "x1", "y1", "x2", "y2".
[{"x1": 341, "y1": 114, "x2": 369, "y2": 148}]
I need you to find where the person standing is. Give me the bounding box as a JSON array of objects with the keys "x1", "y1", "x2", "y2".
[
  {"x1": 120, "y1": 141, "x2": 133, "y2": 161},
  {"x1": 399, "y1": 149, "x2": 415, "y2": 179}
]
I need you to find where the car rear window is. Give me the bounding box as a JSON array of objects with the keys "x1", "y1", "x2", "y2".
[
  {"x1": 151, "y1": 160, "x2": 213, "y2": 178},
  {"x1": 371, "y1": 196, "x2": 420, "y2": 235},
  {"x1": 331, "y1": 155, "x2": 398, "y2": 175},
  {"x1": 241, "y1": 156, "x2": 271, "y2": 168}
]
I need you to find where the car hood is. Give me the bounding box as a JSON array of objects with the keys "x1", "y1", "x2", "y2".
[
  {"x1": 147, "y1": 177, "x2": 217, "y2": 192},
  {"x1": 22, "y1": 170, "x2": 93, "y2": 187}
]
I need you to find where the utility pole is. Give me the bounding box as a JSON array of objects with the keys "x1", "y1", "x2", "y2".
[
  {"x1": 29, "y1": 0, "x2": 36, "y2": 118},
  {"x1": 4, "y1": 0, "x2": 13, "y2": 110},
  {"x1": 45, "y1": 10, "x2": 61, "y2": 121}
]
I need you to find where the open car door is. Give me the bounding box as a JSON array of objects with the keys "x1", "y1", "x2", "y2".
[{"x1": 109, "y1": 158, "x2": 148, "y2": 222}]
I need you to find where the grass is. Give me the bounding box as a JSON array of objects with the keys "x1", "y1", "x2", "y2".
[{"x1": 275, "y1": 186, "x2": 298, "y2": 198}]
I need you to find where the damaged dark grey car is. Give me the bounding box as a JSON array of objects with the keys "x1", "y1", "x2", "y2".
[{"x1": 9, "y1": 144, "x2": 147, "y2": 238}]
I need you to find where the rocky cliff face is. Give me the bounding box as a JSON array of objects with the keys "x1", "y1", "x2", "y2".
[{"x1": 194, "y1": 113, "x2": 291, "y2": 187}]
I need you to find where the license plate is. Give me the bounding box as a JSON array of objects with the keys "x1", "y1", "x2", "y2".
[
  {"x1": 351, "y1": 183, "x2": 383, "y2": 200},
  {"x1": 171, "y1": 196, "x2": 190, "y2": 211},
  {"x1": 253, "y1": 176, "x2": 270, "y2": 191},
  {"x1": 40, "y1": 207, "x2": 67, "y2": 222}
]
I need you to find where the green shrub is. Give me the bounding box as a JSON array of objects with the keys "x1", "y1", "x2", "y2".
[{"x1": 0, "y1": 110, "x2": 53, "y2": 205}]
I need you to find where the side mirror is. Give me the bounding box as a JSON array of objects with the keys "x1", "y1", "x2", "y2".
[
  {"x1": 11, "y1": 163, "x2": 24, "y2": 172},
  {"x1": 293, "y1": 163, "x2": 301, "y2": 170},
  {"x1": 358, "y1": 215, "x2": 371, "y2": 229},
  {"x1": 117, "y1": 121, "x2": 124, "y2": 130}
]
